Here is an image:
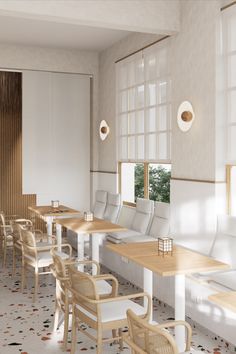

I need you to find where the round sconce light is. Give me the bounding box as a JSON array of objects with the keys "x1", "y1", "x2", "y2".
[
  {"x1": 177, "y1": 101, "x2": 195, "y2": 132},
  {"x1": 99, "y1": 120, "x2": 110, "y2": 141}
]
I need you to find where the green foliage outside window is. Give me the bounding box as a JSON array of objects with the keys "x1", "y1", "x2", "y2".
[{"x1": 135, "y1": 164, "x2": 171, "y2": 203}]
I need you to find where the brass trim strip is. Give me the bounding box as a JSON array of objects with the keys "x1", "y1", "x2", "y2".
[
  {"x1": 226, "y1": 165, "x2": 232, "y2": 215},
  {"x1": 221, "y1": 1, "x2": 236, "y2": 11},
  {"x1": 115, "y1": 35, "x2": 170, "y2": 64},
  {"x1": 90, "y1": 170, "x2": 117, "y2": 175},
  {"x1": 171, "y1": 177, "x2": 225, "y2": 184},
  {"x1": 123, "y1": 201, "x2": 136, "y2": 208}
]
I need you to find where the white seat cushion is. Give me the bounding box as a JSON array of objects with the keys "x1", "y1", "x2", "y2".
[
  {"x1": 131, "y1": 198, "x2": 154, "y2": 234},
  {"x1": 77, "y1": 299, "x2": 146, "y2": 323},
  {"x1": 25, "y1": 251, "x2": 69, "y2": 268},
  {"x1": 210, "y1": 232, "x2": 236, "y2": 268},
  {"x1": 96, "y1": 279, "x2": 112, "y2": 295},
  {"x1": 107, "y1": 230, "x2": 143, "y2": 243},
  {"x1": 124, "y1": 235, "x2": 156, "y2": 244},
  {"x1": 93, "y1": 190, "x2": 107, "y2": 218},
  {"x1": 104, "y1": 193, "x2": 121, "y2": 223},
  {"x1": 210, "y1": 270, "x2": 236, "y2": 290},
  {"x1": 149, "y1": 217, "x2": 170, "y2": 238}
]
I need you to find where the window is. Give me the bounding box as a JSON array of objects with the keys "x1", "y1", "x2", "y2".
[
  {"x1": 222, "y1": 7, "x2": 236, "y2": 215},
  {"x1": 116, "y1": 39, "x2": 171, "y2": 163},
  {"x1": 222, "y1": 6, "x2": 236, "y2": 163},
  {"x1": 119, "y1": 162, "x2": 171, "y2": 204}
]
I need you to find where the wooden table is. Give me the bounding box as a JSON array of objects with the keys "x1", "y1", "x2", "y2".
[
  {"x1": 56, "y1": 217, "x2": 126, "y2": 273},
  {"x1": 106, "y1": 241, "x2": 230, "y2": 351},
  {"x1": 28, "y1": 205, "x2": 80, "y2": 235},
  {"x1": 209, "y1": 291, "x2": 236, "y2": 313}
]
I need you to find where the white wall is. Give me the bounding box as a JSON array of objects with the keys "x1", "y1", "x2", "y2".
[
  {"x1": 23, "y1": 71, "x2": 90, "y2": 211},
  {"x1": 0, "y1": 43, "x2": 99, "y2": 171}
]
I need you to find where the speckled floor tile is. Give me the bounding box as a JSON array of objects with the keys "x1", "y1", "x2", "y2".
[{"x1": 0, "y1": 252, "x2": 235, "y2": 353}]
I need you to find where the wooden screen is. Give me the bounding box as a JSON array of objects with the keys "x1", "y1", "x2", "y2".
[{"x1": 0, "y1": 71, "x2": 37, "y2": 219}]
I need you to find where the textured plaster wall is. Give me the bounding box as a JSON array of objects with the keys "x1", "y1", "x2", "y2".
[
  {"x1": 171, "y1": 0, "x2": 220, "y2": 181},
  {"x1": 0, "y1": 43, "x2": 99, "y2": 170}
]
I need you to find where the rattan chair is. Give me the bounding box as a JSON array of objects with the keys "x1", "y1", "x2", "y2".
[
  {"x1": 125, "y1": 309, "x2": 194, "y2": 354},
  {"x1": 50, "y1": 250, "x2": 118, "y2": 351},
  {"x1": 69, "y1": 266, "x2": 151, "y2": 354},
  {"x1": 11, "y1": 219, "x2": 56, "y2": 276},
  {"x1": 21, "y1": 229, "x2": 70, "y2": 301},
  {"x1": 0, "y1": 211, "x2": 19, "y2": 268}
]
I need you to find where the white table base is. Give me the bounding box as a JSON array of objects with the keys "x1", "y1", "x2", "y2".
[
  {"x1": 143, "y1": 268, "x2": 153, "y2": 322},
  {"x1": 175, "y1": 274, "x2": 186, "y2": 352},
  {"x1": 142, "y1": 269, "x2": 186, "y2": 351}
]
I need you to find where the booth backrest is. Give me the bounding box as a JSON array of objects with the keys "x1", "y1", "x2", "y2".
[
  {"x1": 149, "y1": 202, "x2": 170, "y2": 238},
  {"x1": 117, "y1": 205, "x2": 136, "y2": 228},
  {"x1": 210, "y1": 215, "x2": 236, "y2": 268},
  {"x1": 93, "y1": 190, "x2": 107, "y2": 218},
  {"x1": 103, "y1": 192, "x2": 121, "y2": 223},
  {"x1": 131, "y1": 198, "x2": 154, "y2": 234}
]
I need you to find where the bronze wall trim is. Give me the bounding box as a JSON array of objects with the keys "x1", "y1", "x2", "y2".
[
  {"x1": 221, "y1": 1, "x2": 236, "y2": 11},
  {"x1": 115, "y1": 35, "x2": 170, "y2": 64},
  {"x1": 171, "y1": 177, "x2": 225, "y2": 184},
  {"x1": 90, "y1": 170, "x2": 117, "y2": 175}
]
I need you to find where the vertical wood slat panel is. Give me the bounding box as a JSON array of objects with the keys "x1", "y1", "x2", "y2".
[{"x1": 0, "y1": 71, "x2": 39, "y2": 225}]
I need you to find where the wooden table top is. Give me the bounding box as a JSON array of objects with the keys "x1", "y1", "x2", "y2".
[
  {"x1": 55, "y1": 216, "x2": 126, "y2": 234},
  {"x1": 106, "y1": 242, "x2": 230, "y2": 277},
  {"x1": 28, "y1": 205, "x2": 80, "y2": 217},
  {"x1": 209, "y1": 291, "x2": 236, "y2": 313}
]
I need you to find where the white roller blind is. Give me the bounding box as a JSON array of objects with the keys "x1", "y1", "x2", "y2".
[
  {"x1": 116, "y1": 39, "x2": 171, "y2": 163},
  {"x1": 222, "y1": 6, "x2": 236, "y2": 163}
]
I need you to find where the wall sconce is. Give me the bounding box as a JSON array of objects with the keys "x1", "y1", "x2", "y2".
[
  {"x1": 177, "y1": 101, "x2": 195, "y2": 132},
  {"x1": 99, "y1": 120, "x2": 110, "y2": 141}
]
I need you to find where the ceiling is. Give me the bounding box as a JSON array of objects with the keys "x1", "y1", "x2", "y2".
[{"x1": 0, "y1": 15, "x2": 131, "y2": 51}]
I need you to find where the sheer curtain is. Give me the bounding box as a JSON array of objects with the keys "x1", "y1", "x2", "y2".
[{"x1": 116, "y1": 39, "x2": 171, "y2": 163}]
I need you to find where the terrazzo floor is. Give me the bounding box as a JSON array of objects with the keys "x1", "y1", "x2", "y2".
[{"x1": 0, "y1": 257, "x2": 235, "y2": 354}]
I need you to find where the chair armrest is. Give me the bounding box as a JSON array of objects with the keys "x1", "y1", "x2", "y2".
[
  {"x1": 156, "y1": 320, "x2": 192, "y2": 351},
  {"x1": 65, "y1": 259, "x2": 100, "y2": 275},
  {"x1": 93, "y1": 274, "x2": 118, "y2": 296},
  {"x1": 71, "y1": 291, "x2": 151, "y2": 320}
]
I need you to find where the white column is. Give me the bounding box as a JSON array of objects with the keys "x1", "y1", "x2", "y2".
[
  {"x1": 91, "y1": 235, "x2": 100, "y2": 275},
  {"x1": 175, "y1": 274, "x2": 186, "y2": 352},
  {"x1": 46, "y1": 216, "x2": 53, "y2": 236},
  {"x1": 143, "y1": 268, "x2": 153, "y2": 322},
  {"x1": 56, "y1": 224, "x2": 62, "y2": 252},
  {"x1": 77, "y1": 233, "x2": 85, "y2": 271}
]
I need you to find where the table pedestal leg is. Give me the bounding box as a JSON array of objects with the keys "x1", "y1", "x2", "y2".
[
  {"x1": 77, "y1": 233, "x2": 85, "y2": 271},
  {"x1": 46, "y1": 217, "x2": 53, "y2": 236},
  {"x1": 56, "y1": 224, "x2": 62, "y2": 252},
  {"x1": 91, "y1": 236, "x2": 99, "y2": 275},
  {"x1": 175, "y1": 274, "x2": 186, "y2": 352},
  {"x1": 143, "y1": 268, "x2": 153, "y2": 322}
]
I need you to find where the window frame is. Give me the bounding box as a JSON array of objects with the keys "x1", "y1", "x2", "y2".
[{"x1": 118, "y1": 161, "x2": 170, "y2": 206}]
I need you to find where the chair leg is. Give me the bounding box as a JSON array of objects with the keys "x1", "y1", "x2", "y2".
[
  {"x1": 118, "y1": 328, "x2": 123, "y2": 351},
  {"x1": 33, "y1": 267, "x2": 39, "y2": 302},
  {"x1": 97, "y1": 327, "x2": 103, "y2": 354},
  {"x1": 70, "y1": 305, "x2": 77, "y2": 354},
  {"x1": 112, "y1": 329, "x2": 118, "y2": 344},
  {"x1": 3, "y1": 239, "x2": 6, "y2": 268},
  {"x1": 21, "y1": 260, "x2": 26, "y2": 292},
  {"x1": 63, "y1": 302, "x2": 69, "y2": 350},
  {"x1": 12, "y1": 246, "x2": 16, "y2": 276},
  {"x1": 53, "y1": 301, "x2": 60, "y2": 332}
]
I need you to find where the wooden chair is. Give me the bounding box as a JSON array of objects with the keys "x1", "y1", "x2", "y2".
[
  {"x1": 125, "y1": 309, "x2": 193, "y2": 354},
  {"x1": 21, "y1": 229, "x2": 70, "y2": 301},
  {"x1": 0, "y1": 211, "x2": 19, "y2": 268},
  {"x1": 50, "y1": 250, "x2": 118, "y2": 351},
  {"x1": 11, "y1": 219, "x2": 55, "y2": 276},
  {"x1": 69, "y1": 266, "x2": 151, "y2": 354}
]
